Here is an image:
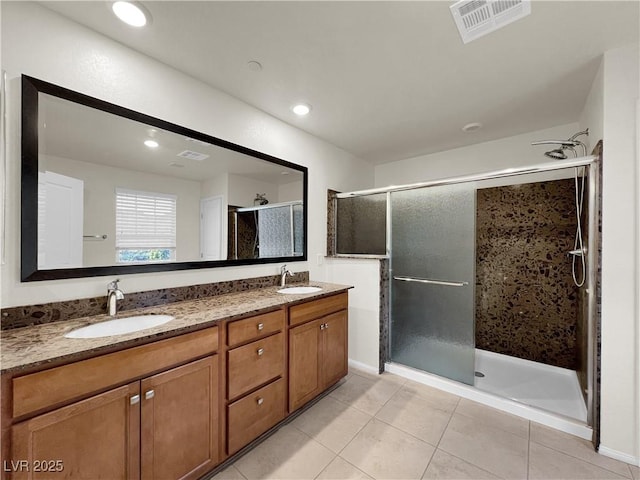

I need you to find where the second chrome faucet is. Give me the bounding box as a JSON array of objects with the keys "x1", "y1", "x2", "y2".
[{"x1": 280, "y1": 265, "x2": 294, "y2": 287}]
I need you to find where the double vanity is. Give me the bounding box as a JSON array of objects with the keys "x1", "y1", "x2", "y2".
[{"x1": 0, "y1": 282, "x2": 350, "y2": 480}]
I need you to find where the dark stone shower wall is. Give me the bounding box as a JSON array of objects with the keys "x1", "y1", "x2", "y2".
[{"x1": 475, "y1": 179, "x2": 580, "y2": 370}]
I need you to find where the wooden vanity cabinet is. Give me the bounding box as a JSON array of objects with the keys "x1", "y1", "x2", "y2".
[
  {"x1": 8, "y1": 327, "x2": 220, "y2": 480},
  {"x1": 5, "y1": 290, "x2": 350, "y2": 480},
  {"x1": 289, "y1": 294, "x2": 348, "y2": 412},
  {"x1": 225, "y1": 309, "x2": 286, "y2": 456},
  {"x1": 11, "y1": 382, "x2": 141, "y2": 480}
]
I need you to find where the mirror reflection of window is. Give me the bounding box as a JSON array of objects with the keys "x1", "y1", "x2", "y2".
[{"x1": 115, "y1": 188, "x2": 177, "y2": 263}]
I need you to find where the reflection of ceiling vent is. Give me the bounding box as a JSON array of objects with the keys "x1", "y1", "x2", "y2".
[
  {"x1": 450, "y1": 0, "x2": 531, "y2": 44},
  {"x1": 177, "y1": 150, "x2": 209, "y2": 161}
]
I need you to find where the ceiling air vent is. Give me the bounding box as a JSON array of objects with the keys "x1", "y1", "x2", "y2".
[
  {"x1": 177, "y1": 150, "x2": 209, "y2": 161},
  {"x1": 450, "y1": 0, "x2": 531, "y2": 44}
]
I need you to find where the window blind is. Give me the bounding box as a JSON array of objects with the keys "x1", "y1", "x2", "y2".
[{"x1": 115, "y1": 188, "x2": 177, "y2": 249}]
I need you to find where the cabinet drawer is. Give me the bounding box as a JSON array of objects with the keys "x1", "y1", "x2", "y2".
[
  {"x1": 227, "y1": 332, "x2": 284, "y2": 400},
  {"x1": 13, "y1": 326, "x2": 219, "y2": 419},
  {"x1": 289, "y1": 292, "x2": 348, "y2": 326},
  {"x1": 227, "y1": 378, "x2": 286, "y2": 455},
  {"x1": 227, "y1": 310, "x2": 284, "y2": 347}
]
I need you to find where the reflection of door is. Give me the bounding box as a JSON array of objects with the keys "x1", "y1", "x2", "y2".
[
  {"x1": 200, "y1": 196, "x2": 223, "y2": 260},
  {"x1": 38, "y1": 171, "x2": 84, "y2": 269}
]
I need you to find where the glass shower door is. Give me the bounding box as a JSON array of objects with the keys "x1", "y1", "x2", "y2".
[{"x1": 390, "y1": 184, "x2": 476, "y2": 385}]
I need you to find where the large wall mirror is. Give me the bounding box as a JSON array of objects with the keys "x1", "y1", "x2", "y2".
[{"x1": 21, "y1": 75, "x2": 307, "y2": 281}]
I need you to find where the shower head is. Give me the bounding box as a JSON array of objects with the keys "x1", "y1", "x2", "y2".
[
  {"x1": 544, "y1": 148, "x2": 569, "y2": 160},
  {"x1": 531, "y1": 129, "x2": 589, "y2": 157}
]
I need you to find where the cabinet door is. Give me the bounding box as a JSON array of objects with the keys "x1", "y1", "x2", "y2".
[
  {"x1": 11, "y1": 382, "x2": 140, "y2": 480},
  {"x1": 288, "y1": 319, "x2": 322, "y2": 412},
  {"x1": 141, "y1": 355, "x2": 219, "y2": 480},
  {"x1": 321, "y1": 310, "x2": 349, "y2": 388}
]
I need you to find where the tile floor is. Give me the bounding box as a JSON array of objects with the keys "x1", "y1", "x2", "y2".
[{"x1": 213, "y1": 368, "x2": 639, "y2": 480}]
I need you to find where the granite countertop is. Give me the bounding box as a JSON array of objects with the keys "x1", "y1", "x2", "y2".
[{"x1": 0, "y1": 281, "x2": 351, "y2": 375}]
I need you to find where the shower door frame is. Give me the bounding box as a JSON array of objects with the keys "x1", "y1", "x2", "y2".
[{"x1": 335, "y1": 155, "x2": 600, "y2": 427}]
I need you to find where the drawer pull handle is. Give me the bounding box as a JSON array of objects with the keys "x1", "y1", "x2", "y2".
[
  {"x1": 257, "y1": 348, "x2": 264, "y2": 356},
  {"x1": 130, "y1": 395, "x2": 140, "y2": 405},
  {"x1": 145, "y1": 390, "x2": 155, "y2": 400},
  {"x1": 257, "y1": 323, "x2": 264, "y2": 331},
  {"x1": 257, "y1": 397, "x2": 264, "y2": 406}
]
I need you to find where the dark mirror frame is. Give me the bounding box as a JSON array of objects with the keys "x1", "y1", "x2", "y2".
[{"x1": 21, "y1": 75, "x2": 308, "y2": 282}]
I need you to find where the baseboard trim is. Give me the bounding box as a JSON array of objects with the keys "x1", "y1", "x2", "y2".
[
  {"x1": 598, "y1": 446, "x2": 640, "y2": 466},
  {"x1": 348, "y1": 358, "x2": 379, "y2": 375}
]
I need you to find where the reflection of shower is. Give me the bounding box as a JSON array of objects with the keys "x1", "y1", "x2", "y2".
[{"x1": 531, "y1": 129, "x2": 589, "y2": 286}]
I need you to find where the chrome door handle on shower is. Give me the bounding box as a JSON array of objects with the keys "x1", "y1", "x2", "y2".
[{"x1": 393, "y1": 276, "x2": 469, "y2": 287}]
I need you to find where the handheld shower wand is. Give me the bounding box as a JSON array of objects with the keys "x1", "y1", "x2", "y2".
[{"x1": 531, "y1": 129, "x2": 590, "y2": 287}]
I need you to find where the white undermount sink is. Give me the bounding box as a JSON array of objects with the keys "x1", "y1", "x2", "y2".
[
  {"x1": 277, "y1": 286, "x2": 322, "y2": 294},
  {"x1": 64, "y1": 315, "x2": 175, "y2": 339}
]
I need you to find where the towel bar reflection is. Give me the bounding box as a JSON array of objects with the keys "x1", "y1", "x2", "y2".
[{"x1": 83, "y1": 234, "x2": 107, "y2": 240}]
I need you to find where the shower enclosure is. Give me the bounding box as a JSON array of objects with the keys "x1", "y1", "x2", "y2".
[{"x1": 334, "y1": 156, "x2": 599, "y2": 432}]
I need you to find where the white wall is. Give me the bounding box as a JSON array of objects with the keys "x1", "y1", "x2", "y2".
[
  {"x1": 0, "y1": 2, "x2": 374, "y2": 306},
  {"x1": 227, "y1": 174, "x2": 279, "y2": 208},
  {"x1": 596, "y1": 44, "x2": 639, "y2": 463},
  {"x1": 323, "y1": 258, "x2": 381, "y2": 371},
  {"x1": 44, "y1": 155, "x2": 202, "y2": 265},
  {"x1": 374, "y1": 123, "x2": 580, "y2": 187},
  {"x1": 579, "y1": 58, "x2": 604, "y2": 150}
]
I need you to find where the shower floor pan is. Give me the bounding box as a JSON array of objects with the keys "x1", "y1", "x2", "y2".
[{"x1": 474, "y1": 349, "x2": 587, "y2": 423}]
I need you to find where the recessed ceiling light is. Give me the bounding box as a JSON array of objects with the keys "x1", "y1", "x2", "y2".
[
  {"x1": 112, "y1": 1, "x2": 149, "y2": 27},
  {"x1": 462, "y1": 122, "x2": 483, "y2": 133},
  {"x1": 292, "y1": 104, "x2": 311, "y2": 116},
  {"x1": 144, "y1": 139, "x2": 159, "y2": 148}
]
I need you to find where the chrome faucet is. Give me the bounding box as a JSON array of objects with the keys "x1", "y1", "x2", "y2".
[
  {"x1": 280, "y1": 265, "x2": 294, "y2": 287},
  {"x1": 107, "y1": 279, "x2": 124, "y2": 316}
]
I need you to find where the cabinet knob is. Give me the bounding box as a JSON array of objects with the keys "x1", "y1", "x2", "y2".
[
  {"x1": 323, "y1": 323, "x2": 329, "y2": 329},
  {"x1": 145, "y1": 390, "x2": 155, "y2": 400},
  {"x1": 257, "y1": 348, "x2": 264, "y2": 356},
  {"x1": 257, "y1": 323, "x2": 264, "y2": 331},
  {"x1": 320, "y1": 324, "x2": 325, "y2": 330},
  {"x1": 257, "y1": 397, "x2": 264, "y2": 406},
  {"x1": 130, "y1": 394, "x2": 140, "y2": 405}
]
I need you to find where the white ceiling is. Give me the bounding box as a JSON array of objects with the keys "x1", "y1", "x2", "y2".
[
  {"x1": 39, "y1": 92, "x2": 304, "y2": 185},
  {"x1": 41, "y1": 1, "x2": 639, "y2": 165}
]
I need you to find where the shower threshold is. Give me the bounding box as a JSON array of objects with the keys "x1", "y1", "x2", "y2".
[{"x1": 385, "y1": 358, "x2": 592, "y2": 441}]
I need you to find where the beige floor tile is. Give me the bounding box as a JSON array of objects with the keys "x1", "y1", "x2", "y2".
[
  {"x1": 629, "y1": 464, "x2": 640, "y2": 479},
  {"x1": 341, "y1": 418, "x2": 435, "y2": 479},
  {"x1": 422, "y1": 449, "x2": 500, "y2": 480},
  {"x1": 233, "y1": 425, "x2": 335, "y2": 479},
  {"x1": 439, "y1": 413, "x2": 528, "y2": 479},
  {"x1": 330, "y1": 371, "x2": 403, "y2": 416},
  {"x1": 529, "y1": 442, "x2": 629, "y2": 479},
  {"x1": 398, "y1": 381, "x2": 460, "y2": 413},
  {"x1": 316, "y1": 457, "x2": 373, "y2": 480},
  {"x1": 350, "y1": 368, "x2": 406, "y2": 386},
  {"x1": 210, "y1": 465, "x2": 247, "y2": 480},
  {"x1": 290, "y1": 395, "x2": 371, "y2": 453},
  {"x1": 530, "y1": 423, "x2": 632, "y2": 477},
  {"x1": 455, "y1": 398, "x2": 529, "y2": 438},
  {"x1": 375, "y1": 386, "x2": 453, "y2": 446}
]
